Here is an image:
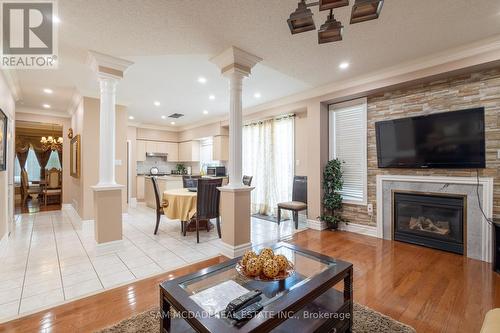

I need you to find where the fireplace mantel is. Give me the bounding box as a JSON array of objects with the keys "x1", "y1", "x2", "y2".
[{"x1": 376, "y1": 174, "x2": 494, "y2": 262}]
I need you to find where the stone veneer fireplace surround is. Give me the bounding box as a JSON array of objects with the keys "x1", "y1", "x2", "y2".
[{"x1": 376, "y1": 175, "x2": 494, "y2": 263}]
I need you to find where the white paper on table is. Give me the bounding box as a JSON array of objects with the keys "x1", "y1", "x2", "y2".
[{"x1": 189, "y1": 280, "x2": 249, "y2": 316}]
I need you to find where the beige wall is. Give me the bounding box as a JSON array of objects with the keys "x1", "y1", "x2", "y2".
[
  {"x1": 0, "y1": 73, "x2": 15, "y2": 241},
  {"x1": 294, "y1": 112, "x2": 308, "y2": 176},
  {"x1": 15, "y1": 113, "x2": 73, "y2": 205},
  {"x1": 70, "y1": 97, "x2": 128, "y2": 220},
  {"x1": 127, "y1": 126, "x2": 137, "y2": 198}
]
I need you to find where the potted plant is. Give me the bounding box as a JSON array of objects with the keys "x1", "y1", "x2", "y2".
[{"x1": 320, "y1": 159, "x2": 346, "y2": 230}]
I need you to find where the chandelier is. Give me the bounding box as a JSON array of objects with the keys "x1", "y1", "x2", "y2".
[
  {"x1": 288, "y1": 0, "x2": 384, "y2": 44},
  {"x1": 40, "y1": 135, "x2": 63, "y2": 151}
]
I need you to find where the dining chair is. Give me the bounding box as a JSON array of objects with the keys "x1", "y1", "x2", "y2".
[
  {"x1": 20, "y1": 169, "x2": 41, "y2": 205},
  {"x1": 43, "y1": 168, "x2": 62, "y2": 206},
  {"x1": 182, "y1": 175, "x2": 201, "y2": 188},
  {"x1": 277, "y1": 176, "x2": 307, "y2": 229},
  {"x1": 242, "y1": 175, "x2": 253, "y2": 186},
  {"x1": 152, "y1": 176, "x2": 185, "y2": 235},
  {"x1": 189, "y1": 178, "x2": 223, "y2": 243}
]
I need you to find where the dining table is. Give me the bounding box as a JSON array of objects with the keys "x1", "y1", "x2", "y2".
[{"x1": 162, "y1": 188, "x2": 213, "y2": 233}]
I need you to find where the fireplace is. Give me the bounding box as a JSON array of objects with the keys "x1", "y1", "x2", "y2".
[{"x1": 393, "y1": 191, "x2": 466, "y2": 254}]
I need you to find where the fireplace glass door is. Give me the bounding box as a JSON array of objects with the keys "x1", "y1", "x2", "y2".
[{"x1": 393, "y1": 192, "x2": 465, "y2": 254}]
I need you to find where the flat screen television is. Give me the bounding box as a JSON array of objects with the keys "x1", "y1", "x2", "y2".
[{"x1": 375, "y1": 107, "x2": 485, "y2": 168}]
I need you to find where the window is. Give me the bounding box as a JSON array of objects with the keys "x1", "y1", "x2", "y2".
[
  {"x1": 199, "y1": 138, "x2": 215, "y2": 173},
  {"x1": 46, "y1": 150, "x2": 61, "y2": 170},
  {"x1": 14, "y1": 146, "x2": 41, "y2": 182},
  {"x1": 329, "y1": 98, "x2": 367, "y2": 204}
]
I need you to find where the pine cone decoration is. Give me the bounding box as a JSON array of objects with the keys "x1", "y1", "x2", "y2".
[
  {"x1": 262, "y1": 258, "x2": 280, "y2": 278},
  {"x1": 245, "y1": 257, "x2": 263, "y2": 277},
  {"x1": 275, "y1": 254, "x2": 289, "y2": 272},
  {"x1": 241, "y1": 251, "x2": 257, "y2": 267}
]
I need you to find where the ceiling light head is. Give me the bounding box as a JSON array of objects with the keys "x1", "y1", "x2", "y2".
[
  {"x1": 161, "y1": 115, "x2": 166, "y2": 119},
  {"x1": 128, "y1": 116, "x2": 135, "y2": 120},
  {"x1": 170, "y1": 121, "x2": 176, "y2": 125},
  {"x1": 350, "y1": 0, "x2": 384, "y2": 24},
  {"x1": 154, "y1": 101, "x2": 161, "y2": 107},
  {"x1": 253, "y1": 92, "x2": 261, "y2": 99},
  {"x1": 42, "y1": 104, "x2": 51, "y2": 109},
  {"x1": 43, "y1": 88, "x2": 53, "y2": 94},
  {"x1": 318, "y1": 10, "x2": 344, "y2": 44},
  {"x1": 197, "y1": 77, "x2": 207, "y2": 84},
  {"x1": 339, "y1": 61, "x2": 350, "y2": 69},
  {"x1": 203, "y1": 110, "x2": 209, "y2": 115},
  {"x1": 287, "y1": 0, "x2": 315, "y2": 34},
  {"x1": 319, "y1": 0, "x2": 349, "y2": 11},
  {"x1": 209, "y1": 94, "x2": 215, "y2": 100}
]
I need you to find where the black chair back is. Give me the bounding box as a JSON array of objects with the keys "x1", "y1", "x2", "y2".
[
  {"x1": 292, "y1": 176, "x2": 307, "y2": 203},
  {"x1": 196, "y1": 178, "x2": 223, "y2": 220},
  {"x1": 151, "y1": 177, "x2": 162, "y2": 212},
  {"x1": 183, "y1": 175, "x2": 201, "y2": 188},
  {"x1": 242, "y1": 175, "x2": 253, "y2": 186}
]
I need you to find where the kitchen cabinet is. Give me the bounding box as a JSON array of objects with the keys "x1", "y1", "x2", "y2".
[
  {"x1": 137, "y1": 175, "x2": 145, "y2": 200},
  {"x1": 178, "y1": 141, "x2": 200, "y2": 162},
  {"x1": 136, "y1": 141, "x2": 146, "y2": 162},
  {"x1": 213, "y1": 135, "x2": 229, "y2": 161},
  {"x1": 165, "y1": 142, "x2": 179, "y2": 162}
]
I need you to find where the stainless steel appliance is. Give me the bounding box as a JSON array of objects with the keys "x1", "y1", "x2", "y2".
[{"x1": 206, "y1": 166, "x2": 226, "y2": 177}]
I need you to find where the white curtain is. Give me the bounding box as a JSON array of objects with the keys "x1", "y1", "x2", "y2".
[{"x1": 242, "y1": 115, "x2": 295, "y2": 216}]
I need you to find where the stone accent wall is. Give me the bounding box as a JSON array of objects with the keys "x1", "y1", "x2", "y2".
[{"x1": 341, "y1": 68, "x2": 500, "y2": 226}]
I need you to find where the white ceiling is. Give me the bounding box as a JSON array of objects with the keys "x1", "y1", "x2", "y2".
[{"x1": 12, "y1": 0, "x2": 500, "y2": 127}]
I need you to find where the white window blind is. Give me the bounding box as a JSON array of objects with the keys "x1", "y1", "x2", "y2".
[{"x1": 329, "y1": 99, "x2": 367, "y2": 204}]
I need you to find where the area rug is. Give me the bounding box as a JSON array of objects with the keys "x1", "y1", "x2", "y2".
[{"x1": 96, "y1": 303, "x2": 416, "y2": 333}]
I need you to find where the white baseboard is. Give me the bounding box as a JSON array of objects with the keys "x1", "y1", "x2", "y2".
[
  {"x1": 61, "y1": 203, "x2": 73, "y2": 210},
  {"x1": 307, "y1": 219, "x2": 328, "y2": 231},
  {"x1": 218, "y1": 242, "x2": 252, "y2": 258},
  {"x1": 339, "y1": 222, "x2": 378, "y2": 238}
]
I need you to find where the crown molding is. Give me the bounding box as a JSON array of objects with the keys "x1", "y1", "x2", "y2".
[
  {"x1": 1, "y1": 69, "x2": 21, "y2": 101},
  {"x1": 16, "y1": 106, "x2": 70, "y2": 119}
]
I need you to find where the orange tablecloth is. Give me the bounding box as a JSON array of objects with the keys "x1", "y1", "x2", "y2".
[{"x1": 162, "y1": 188, "x2": 197, "y2": 221}]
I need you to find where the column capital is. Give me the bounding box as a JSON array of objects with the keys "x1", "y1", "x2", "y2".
[
  {"x1": 87, "y1": 50, "x2": 134, "y2": 80},
  {"x1": 210, "y1": 46, "x2": 262, "y2": 77}
]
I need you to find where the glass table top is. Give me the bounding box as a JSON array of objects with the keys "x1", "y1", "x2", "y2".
[{"x1": 178, "y1": 244, "x2": 337, "y2": 317}]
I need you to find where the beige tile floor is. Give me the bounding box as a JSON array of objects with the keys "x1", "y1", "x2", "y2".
[{"x1": 0, "y1": 203, "x2": 306, "y2": 322}]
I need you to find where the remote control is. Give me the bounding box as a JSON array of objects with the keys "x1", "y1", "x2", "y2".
[
  {"x1": 225, "y1": 290, "x2": 262, "y2": 315},
  {"x1": 231, "y1": 302, "x2": 263, "y2": 321}
]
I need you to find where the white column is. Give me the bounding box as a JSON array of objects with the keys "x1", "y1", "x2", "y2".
[
  {"x1": 97, "y1": 75, "x2": 118, "y2": 186},
  {"x1": 226, "y1": 71, "x2": 245, "y2": 187}
]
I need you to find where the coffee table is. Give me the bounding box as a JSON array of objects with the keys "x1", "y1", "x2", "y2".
[{"x1": 160, "y1": 242, "x2": 353, "y2": 332}]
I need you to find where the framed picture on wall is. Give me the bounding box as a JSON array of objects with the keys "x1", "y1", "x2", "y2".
[
  {"x1": 0, "y1": 109, "x2": 7, "y2": 171},
  {"x1": 70, "y1": 134, "x2": 81, "y2": 178}
]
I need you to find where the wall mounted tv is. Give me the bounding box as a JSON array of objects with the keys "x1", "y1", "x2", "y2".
[{"x1": 375, "y1": 107, "x2": 485, "y2": 168}]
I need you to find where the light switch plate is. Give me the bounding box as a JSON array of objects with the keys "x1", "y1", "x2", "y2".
[
  {"x1": 367, "y1": 203, "x2": 373, "y2": 216},
  {"x1": 497, "y1": 150, "x2": 500, "y2": 159}
]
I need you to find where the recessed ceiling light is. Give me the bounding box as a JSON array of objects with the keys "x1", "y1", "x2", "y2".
[
  {"x1": 43, "y1": 88, "x2": 53, "y2": 94},
  {"x1": 203, "y1": 110, "x2": 209, "y2": 115},
  {"x1": 170, "y1": 121, "x2": 176, "y2": 125},
  {"x1": 254, "y1": 92, "x2": 261, "y2": 99},
  {"x1": 154, "y1": 101, "x2": 161, "y2": 106},
  {"x1": 209, "y1": 94, "x2": 215, "y2": 100},
  {"x1": 161, "y1": 115, "x2": 166, "y2": 119},
  {"x1": 42, "y1": 104, "x2": 51, "y2": 109},
  {"x1": 128, "y1": 116, "x2": 134, "y2": 120},
  {"x1": 339, "y1": 61, "x2": 350, "y2": 69},
  {"x1": 197, "y1": 77, "x2": 207, "y2": 84}
]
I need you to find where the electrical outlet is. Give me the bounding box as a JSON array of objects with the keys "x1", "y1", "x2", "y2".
[
  {"x1": 367, "y1": 203, "x2": 373, "y2": 216},
  {"x1": 497, "y1": 150, "x2": 500, "y2": 159}
]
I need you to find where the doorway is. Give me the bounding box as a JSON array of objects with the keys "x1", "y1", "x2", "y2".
[{"x1": 14, "y1": 121, "x2": 63, "y2": 214}]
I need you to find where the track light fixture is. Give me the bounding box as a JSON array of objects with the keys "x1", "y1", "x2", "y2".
[{"x1": 288, "y1": 0, "x2": 383, "y2": 44}]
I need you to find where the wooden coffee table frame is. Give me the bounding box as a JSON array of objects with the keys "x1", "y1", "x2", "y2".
[{"x1": 160, "y1": 242, "x2": 353, "y2": 333}]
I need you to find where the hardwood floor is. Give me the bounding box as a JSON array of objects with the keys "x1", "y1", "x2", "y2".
[{"x1": 1, "y1": 229, "x2": 499, "y2": 333}]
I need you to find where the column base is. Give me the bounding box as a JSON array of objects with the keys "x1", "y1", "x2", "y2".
[
  {"x1": 92, "y1": 184, "x2": 124, "y2": 244},
  {"x1": 307, "y1": 219, "x2": 328, "y2": 231},
  {"x1": 218, "y1": 185, "x2": 254, "y2": 258},
  {"x1": 218, "y1": 241, "x2": 253, "y2": 259}
]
